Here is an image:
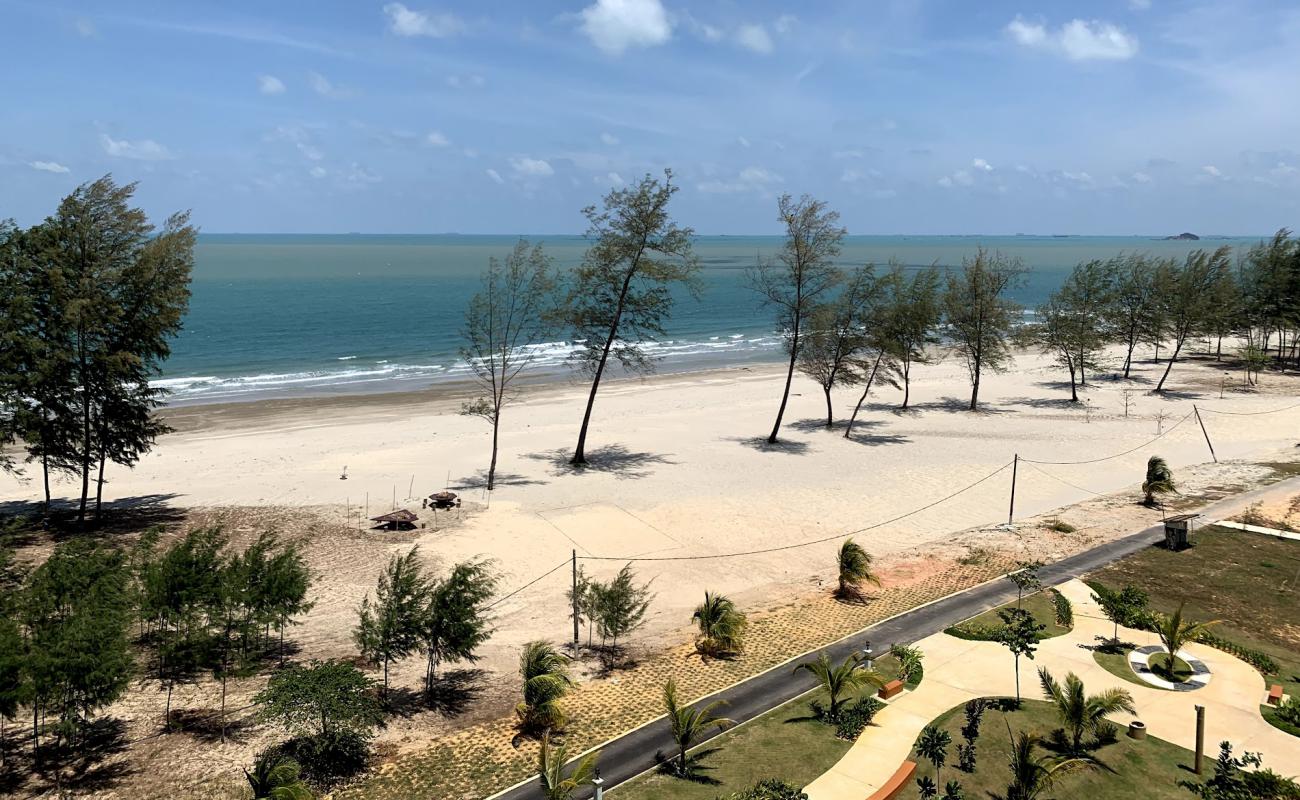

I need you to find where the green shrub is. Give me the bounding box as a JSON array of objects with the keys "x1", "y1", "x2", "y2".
[
  {"x1": 1049, "y1": 588, "x2": 1073, "y2": 627},
  {"x1": 833, "y1": 697, "x2": 886, "y2": 741},
  {"x1": 1276, "y1": 696, "x2": 1300, "y2": 728},
  {"x1": 717, "y1": 779, "x2": 808, "y2": 800},
  {"x1": 1044, "y1": 518, "x2": 1076, "y2": 533},
  {"x1": 277, "y1": 730, "x2": 371, "y2": 787},
  {"x1": 889, "y1": 643, "x2": 925, "y2": 687},
  {"x1": 942, "y1": 623, "x2": 1005, "y2": 642}
]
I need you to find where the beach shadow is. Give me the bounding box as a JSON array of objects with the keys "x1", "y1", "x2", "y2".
[
  {"x1": 525, "y1": 444, "x2": 676, "y2": 480},
  {"x1": 911, "y1": 396, "x2": 1016, "y2": 415},
  {"x1": 842, "y1": 421, "x2": 911, "y2": 447},
  {"x1": 787, "y1": 417, "x2": 847, "y2": 434},
  {"x1": 1002, "y1": 395, "x2": 1087, "y2": 410},
  {"x1": 726, "y1": 435, "x2": 811, "y2": 455},
  {"x1": 1152, "y1": 388, "x2": 1203, "y2": 400},
  {"x1": 168, "y1": 707, "x2": 255, "y2": 744},
  {"x1": 32, "y1": 717, "x2": 134, "y2": 794},
  {"x1": 424, "y1": 668, "x2": 488, "y2": 718},
  {"x1": 0, "y1": 493, "x2": 185, "y2": 539},
  {"x1": 450, "y1": 470, "x2": 547, "y2": 490}
]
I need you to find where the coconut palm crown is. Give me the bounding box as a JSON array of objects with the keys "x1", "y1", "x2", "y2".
[
  {"x1": 1037, "y1": 667, "x2": 1136, "y2": 755},
  {"x1": 517, "y1": 640, "x2": 574, "y2": 734},
  {"x1": 537, "y1": 731, "x2": 600, "y2": 800},
  {"x1": 692, "y1": 591, "x2": 748, "y2": 656},
  {"x1": 794, "y1": 652, "x2": 886, "y2": 719},
  {"x1": 1142, "y1": 455, "x2": 1176, "y2": 506},
  {"x1": 662, "y1": 678, "x2": 734, "y2": 777},
  {"x1": 1155, "y1": 602, "x2": 1219, "y2": 666},
  {"x1": 836, "y1": 537, "x2": 881, "y2": 599}
]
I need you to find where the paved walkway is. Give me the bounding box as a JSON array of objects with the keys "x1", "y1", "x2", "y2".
[
  {"x1": 805, "y1": 579, "x2": 1300, "y2": 799},
  {"x1": 1212, "y1": 519, "x2": 1300, "y2": 542}
]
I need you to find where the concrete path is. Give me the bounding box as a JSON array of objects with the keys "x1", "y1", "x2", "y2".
[
  {"x1": 1213, "y1": 519, "x2": 1300, "y2": 542},
  {"x1": 804, "y1": 579, "x2": 1300, "y2": 799}
]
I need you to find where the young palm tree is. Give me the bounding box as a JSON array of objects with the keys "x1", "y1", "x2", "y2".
[
  {"x1": 916, "y1": 725, "x2": 952, "y2": 787},
  {"x1": 794, "y1": 652, "x2": 887, "y2": 720},
  {"x1": 692, "y1": 592, "x2": 748, "y2": 656},
  {"x1": 537, "y1": 731, "x2": 600, "y2": 800},
  {"x1": 1154, "y1": 602, "x2": 1219, "y2": 677},
  {"x1": 244, "y1": 752, "x2": 313, "y2": 800},
  {"x1": 1142, "y1": 455, "x2": 1176, "y2": 506},
  {"x1": 1002, "y1": 729, "x2": 1095, "y2": 800},
  {"x1": 836, "y1": 538, "x2": 881, "y2": 600},
  {"x1": 1037, "y1": 668, "x2": 1136, "y2": 755},
  {"x1": 517, "y1": 640, "x2": 575, "y2": 734},
  {"x1": 662, "y1": 678, "x2": 734, "y2": 777}
]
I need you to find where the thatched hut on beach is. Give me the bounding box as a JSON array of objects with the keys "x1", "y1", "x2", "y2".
[{"x1": 370, "y1": 509, "x2": 419, "y2": 531}]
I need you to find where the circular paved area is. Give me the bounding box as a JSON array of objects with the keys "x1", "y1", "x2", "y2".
[{"x1": 1127, "y1": 645, "x2": 1212, "y2": 691}]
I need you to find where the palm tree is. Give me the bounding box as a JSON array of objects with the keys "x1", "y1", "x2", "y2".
[
  {"x1": 517, "y1": 640, "x2": 574, "y2": 734},
  {"x1": 794, "y1": 652, "x2": 887, "y2": 720},
  {"x1": 1001, "y1": 729, "x2": 1095, "y2": 800},
  {"x1": 692, "y1": 592, "x2": 748, "y2": 656},
  {"x1": 916, "y1": 724, "x2": 951, "y2": 787},
  {"x1": 836, "y1": 538, "x2": 881, "y2": 600},
  {"x1": 1142, "y1": 455, "x2": 1176, "y2": 506},
  {"x1": 662, "y1": 678, "x2": 734, "y2": 777},
  {"x1": 1037, "y1": 668, "x2": 1135, "y2": 755},
  {"x1": 244, "y1": 752, "x2": 313, "y2": 800},
  {"x1": 537, "y1": 731, "x2": 600, "y2": 800},
  {"x1": 1154, "y1": 602, "x2": 1218, "y2": 678}
]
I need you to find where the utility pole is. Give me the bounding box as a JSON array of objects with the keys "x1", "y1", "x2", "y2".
[
  {"x1": 571, "y1": 549, "x2": 580, "y2": 653},
  {"x1": 1192, "y1": 405, "x2": 1218, "y2": 463},
  {"x1": 1007, "y1": 454, "x2": 1019, "y2": 526}
]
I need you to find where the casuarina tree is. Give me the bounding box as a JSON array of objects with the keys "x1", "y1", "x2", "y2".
[
  {"x1": 749, "y1": 194, "x2": 845, "y2": 443},
  {"x1": 461, "y1": 240, "x2": 558, "y2": 489},
  {"x1": 564, "y1": 171, "x2": 698, "y2": 465},
  {"x1": 942, "y1": 249, "x2": 1026, "y2": 411}
]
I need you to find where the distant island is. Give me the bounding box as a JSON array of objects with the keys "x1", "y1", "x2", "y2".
[{"x1": 1164, "y1": 232, "x2": 1200, "y2": 240}]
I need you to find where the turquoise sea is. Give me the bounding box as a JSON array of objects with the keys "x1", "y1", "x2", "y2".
[{"x1": 164, "y1": 234, "x2": 1264, "y2": 405}]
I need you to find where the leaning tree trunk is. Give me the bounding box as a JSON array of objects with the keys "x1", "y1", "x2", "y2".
[
  {"x1": 95, "y1": 451, "x2": 106, "y2": 519},
  {"x1": 768, "y1": 319, "x2": 801, "y2": 444},
  {"x1": 487, "y1": 408, "x2": 501, "y2": 490},
  {"x1": 845, "y1": 352, "x2": 884, "y2": 438},
  {"x1": 572, "y1": 260, "x2": 640, "y2": 465},
  {"x1": 822, "y1": 384, "x2": 834, "y2": 428},
  {"x1": 1155, "y1": 338, "x2": 1184, "y2": 392}
]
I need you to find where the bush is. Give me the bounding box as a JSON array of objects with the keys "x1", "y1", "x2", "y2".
[
  {"x1": 889, "y1": 643, "x2": 925, "y2": 687},
  {"x1": 1276, "y1": 696, "x2": 1300, "y2": 728},
  {"x1": 276, "y1": 730, "x2": 371, "y2": 787},
  {"x1": 943, "y1": 623, "x2": 1004, "y2": 642},
  {"x1": 1049, "y1": 589, "x2": 1073, "y2": 627},
  {"x1": 834, "y1": 697, "x2": 885, "y2": 741},
  {"x1": 1193, "y1": 632, "x2": 1279, "y2": 674},
  {"x1": 1044, "y1": 518, "x2": 1077, "y2": 533},
  {"x1": 717, "y1": 779, "x2": 808, "y2": 800}
]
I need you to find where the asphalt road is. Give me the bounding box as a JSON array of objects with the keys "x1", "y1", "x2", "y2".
[{"x1": 492, "y1": 477, "x2": 1299, "y2": 800}]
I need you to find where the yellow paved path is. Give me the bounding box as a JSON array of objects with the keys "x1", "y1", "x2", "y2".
[{"x1": 804, "y1": 579, "x2": 1299, "y2": 799}]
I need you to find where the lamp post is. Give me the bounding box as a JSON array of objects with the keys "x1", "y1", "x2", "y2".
[
  {"x1": 1220, "y1": 372, "x2": 1228, "y2": 399},
  {"x1": 860, "y1": 640, "x2": 873, "y2": 670},
  {"x1": 592, "y1": 769, "x2": 605, "y2": 800}
]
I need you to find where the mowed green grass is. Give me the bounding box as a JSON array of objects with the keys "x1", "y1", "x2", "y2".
[
  {"x1": 1088, "y1": 525, "x2": 1300, "y2": 737},
  {"x1": 607, "y1": 688, "x2": 850, "y2": 800},
  {"x1": 948, "y1": 589, "x2": 1073, "y2": 640},
  {"x1": 903, "y1": 699, "x2": 1200, "y2": 800}
]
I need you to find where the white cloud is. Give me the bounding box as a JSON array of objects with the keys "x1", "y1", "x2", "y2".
[
  {"x1": 344, "y1": 163, "x2": 381, "y2": 184},
  {"x1": 736, "y1": 23, "x2": 773, "y2": 54},
  {"x1": 579, "y1": 0, "x2": 672, "y2": 55},
  {"x1": 600, "y1": 132, "x2": 619, "y2": 146},
  {"x1": 840, "y1": 168, "x2": 882, "y2": 184},
  {"x1": 938, "y1": 169, "x2": 974, "y2": 188},
  {"x1": 510, "y1": 156, "x2": 554, "y2": 177},
  {"x1": 1131, "y1": 171, "x2": 1153, "y2": 183},
  {"x1": 697, "y1": 165, "x2": 783, "y2": 194},
  {"x1": 1007, "y1": 16, "x2": 1138, "y2": 61},
  {"x1": 681, "y1": 11, "x2": 723, "y2": 42},
  {"x1": 308, "y1": 71, "x2": 354, "y2": 98},
  {"x1": 74, "y1": 17, "x2": 96, "y2": 38},
  {"x1": 1202, "y1": 164, "x2": 1221, "y2": 176},
  {"x1": 100, "y1": 134, "x2": 174, "y2": 161},
  {"x1": 383, "y1": 3, "x2": 465, "y2": 38},
  {"x1": 309, "y1": 166, "x2": 327, "y2": 179},
  {"x1": 445, "y1": 74, "x2": 485, "y2": 89},
  {"x1": 426, "y1": 130, "x2": 450, "y2": 147},
  {"x1": 485, "y1": 168, "x2": 504, "y2": 184},
  {"x1": 973, "y1": 158, "x2": 993, "y2": 171},
  {"x1": 267, "y1": 125, "x2": 324, "y2": 161},
  {"x1": 773, "y1": 14, "x2": 797, "y2": 35},
  {"x1": 737, "y1": 136, "x2": 751, "y2": 148},
  {"x1": 29, "y1": 160, "x2": 70, "y2": 173},
  {"x1": 595, "y1": 172, "x2": 625, "y2": 186},
  {"x1": 258, "y1": 75, "x2": 286, "y2": 95}
]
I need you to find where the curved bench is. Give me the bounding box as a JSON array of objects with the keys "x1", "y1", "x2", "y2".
[{"x1": 866, "y1": 760, "x2": 916, "y2": 800}]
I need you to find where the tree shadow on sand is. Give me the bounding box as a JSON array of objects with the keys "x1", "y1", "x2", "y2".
[
  {"x1": 167, "y1": 707, "x2": 257, "y2": 744},
  {"x1": 726, "y1": 435, "x2": 812, "y2": 455},
  {"x1": 840, "y1": 420, "x2": 911, "y2": 448},
  {"x1": 450, "y1": 470, "x2": 547, "y2": 490},
  {"x1": 909, "y1": 396, "x2": 1017, "y2": 415},
  {"x1": 0, "y1": 493, "x2": 185, "y2": 540},
  {"x1": 1002, "y1": 395, "x2": 1089, "y2": 410},
  {"x1": 423, "y1": 669, "x2": 489, "y2": 718},
  {"x1": 29, "y1": 717, "x2": 135, "y2": 795},
  {"x1": 524, "y1": 444, "x2": 676, "y2": 480}
]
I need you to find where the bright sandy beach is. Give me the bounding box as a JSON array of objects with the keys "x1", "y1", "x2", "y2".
[{"x1": 3, "y1": 345, "x2": 1299, "y2": 795}]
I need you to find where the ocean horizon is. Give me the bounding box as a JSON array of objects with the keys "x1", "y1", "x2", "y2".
[{"x1": 164, "y1": 233, "x2": 1268, "y2": 405}]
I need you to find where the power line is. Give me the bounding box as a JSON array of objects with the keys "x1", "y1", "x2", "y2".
[
  {"x1": 1024, "y1": 461, "x2": 1107, "y2": 497},
  {"x1": 1020, "y1": 410, "x2": 1194, "y2": 465},
  {"x1": 581, "y1": 459, "x2": 1014, "y2": 563},
  {"x1": 486, "y1": 558, "x2": 571, "y2": 610},
  {"x1": 1199, "y1": 401, "x2": 1300, "y2": 417}
]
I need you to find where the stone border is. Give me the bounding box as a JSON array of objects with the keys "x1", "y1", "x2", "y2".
[{"x1": 1128, "y1": 645, "x2": 1212, "y2": 691}]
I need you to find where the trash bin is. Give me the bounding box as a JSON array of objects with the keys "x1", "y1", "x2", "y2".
[{"x1": 1128, "y1": 721, "x2": 1147, "y2": 740}]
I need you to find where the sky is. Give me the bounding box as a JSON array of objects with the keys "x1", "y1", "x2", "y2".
[{"x1": 2, "y1": 0, "x2": 1299, "y2": 235}]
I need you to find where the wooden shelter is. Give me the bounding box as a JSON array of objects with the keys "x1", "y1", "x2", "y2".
[
  {"x1": 1163, "y1": 513, "x2": 1198, "y2": 550},
  {"x1": 370, "y1": 508, "x2": 419, "y2": 531}
]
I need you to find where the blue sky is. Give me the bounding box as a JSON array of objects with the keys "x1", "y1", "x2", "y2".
[{"x1": 2, "y1": 0, "x2": 1299, "y2": 234}]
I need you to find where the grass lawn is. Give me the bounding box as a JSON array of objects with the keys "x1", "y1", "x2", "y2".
[
  {"x1": 611, "y1": 654, "x2": 920, "y2": 800},
  {"x1": 904, "y1": 699, "x2": 1202, "y2": 799},
  {"x1": 1088, "y1": 525, "x2": 1300, "y2": 739},
  {"x1": 944, "y1": 589, "x2": 1072, "y2": 641},
  {"x1": 607, "y1": 688, "x2": 850, "y2": 800}
]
